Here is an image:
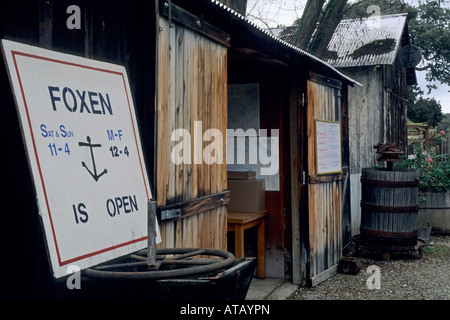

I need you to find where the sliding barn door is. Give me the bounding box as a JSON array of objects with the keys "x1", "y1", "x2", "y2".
[
  {"x1": 306, "y1": 74, "x2": 344, "y2": 286},
  {"x1": 155, "y1": 11, "x2": 228, "y2": 250}
]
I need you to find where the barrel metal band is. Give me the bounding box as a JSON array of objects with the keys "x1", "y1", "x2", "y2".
[
  {"x1": 360, "y1": 202, "x2": 419, "y2": 213},
  {"x1": 360, "y1": 227, "x2": 418, "y2": 239},
  {"x1": 361, "y1": 178, "x2": 419, "y2": 188}
]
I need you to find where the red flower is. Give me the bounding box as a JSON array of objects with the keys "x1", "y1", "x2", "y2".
[
  {"x1": 441, "y1": 131, "x2": 445, "y2": 135},
  {"x1": 428, "y1": 158, "x2": 433, "y2": 163}
]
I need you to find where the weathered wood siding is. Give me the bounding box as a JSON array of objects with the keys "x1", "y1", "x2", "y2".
[
  {"x1": 306, "y1": 76, "x2": 343, "y2": 286},
  {"x1": 347, "y1": 64, "x2": 407, "y2": 173},
  {"x1": 345, "y1": 64, "x2": 408, "y2": 237},
  {"x1": 346, "y1": 67, "x2": 383, "y2": 236},
  {"x1": 155, "y1": 17, "x2": 228, "y2": 250},
  {"x1": 346, "y1": 67, "x2": 384, "y2": 174},
  {"x1": 382, "y1": 64, "x2": 408, "y2": 151}
]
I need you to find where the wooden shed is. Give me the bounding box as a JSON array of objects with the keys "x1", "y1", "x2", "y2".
[
  {"x1": 325, "y1": 13, "x2": 418, "y2": 237},
  {"x1": 1, "y1": 0, "x2": 359, "y2": 298},
  {"x1": 153, "y1": 0, "x2": 359, "y2": 285}
]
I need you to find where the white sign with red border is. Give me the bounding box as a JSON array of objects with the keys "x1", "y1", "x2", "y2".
[{"x1": 1, "y1": 39, "x2": 160, "y2": 279}]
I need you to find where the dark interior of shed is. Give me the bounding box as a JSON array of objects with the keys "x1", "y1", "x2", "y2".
[{"x1": 226, "y1": 49, "x2": 305, "y2": 279}]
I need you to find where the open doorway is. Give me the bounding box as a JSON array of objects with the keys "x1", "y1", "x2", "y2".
[{"x1": 227, "y1": 55, "x2": 297, "y2": 279}]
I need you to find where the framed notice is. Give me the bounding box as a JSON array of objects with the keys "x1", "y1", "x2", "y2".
[
  {"x1": 315, "y1": 120, "x2": 342, "y2": 175},
  {"x1": 1, "y1": 39, "x2": 160, "y2": 278}
]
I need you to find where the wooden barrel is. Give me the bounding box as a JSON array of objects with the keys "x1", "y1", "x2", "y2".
[{"x1": 360, "y1": 168, "x2": 419, "y2": 245}]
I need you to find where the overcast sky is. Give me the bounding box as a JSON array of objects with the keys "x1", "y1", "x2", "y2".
[{"x1": 246, "y1": 0, "x2": 450, "y2": 113}]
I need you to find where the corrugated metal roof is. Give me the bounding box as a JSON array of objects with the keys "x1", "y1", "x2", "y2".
[
  {"x1": 325, "y1": 13, "x2": 408, "y2": 68},
  {"x1": 208, "y1": 0, "x2": 362, "y2": 86},
  {"x1": 266, "y1": 25, "x2": 297, "y2": 42}
]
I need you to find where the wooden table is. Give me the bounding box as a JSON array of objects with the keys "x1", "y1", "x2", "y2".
[{"x1": 227, "y1": 210, "x2": 267, "y2": 279}]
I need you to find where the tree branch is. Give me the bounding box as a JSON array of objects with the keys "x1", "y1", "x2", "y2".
[
  {"x1": 343, "y1": 0, "x2": 372, "y2": 14},
  {"x1": 415, "y1": 65, "x2": 432, "y2": 71}
]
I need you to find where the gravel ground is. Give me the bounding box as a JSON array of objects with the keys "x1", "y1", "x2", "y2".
[{"x1": 289, "y1": 235, "x2": 450, "y2": 300}]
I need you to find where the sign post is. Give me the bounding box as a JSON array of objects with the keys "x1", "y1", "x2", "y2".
[
  {"x1": 1, "y1": 39, "x2": 160, "y2": 278},
  {"x1": 147, "y1": 200, "x2": 157, "y2": 267}
]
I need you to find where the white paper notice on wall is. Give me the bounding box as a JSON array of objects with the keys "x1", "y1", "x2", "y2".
[
  {"x1": 315, "y1": 120, "x2": 342, "y2": 175},
  {"x1": 1, "y1": 39, "x2": 161, "y2": 278}
]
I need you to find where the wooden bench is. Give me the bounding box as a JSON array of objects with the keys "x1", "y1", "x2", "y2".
[{"x1": 227, "y1": 210, "x2": 267, "y2": 279}]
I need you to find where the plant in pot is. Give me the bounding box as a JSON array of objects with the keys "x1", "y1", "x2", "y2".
[{"x1": 395, "y1": 133, "x2": 450, "y2": 234}]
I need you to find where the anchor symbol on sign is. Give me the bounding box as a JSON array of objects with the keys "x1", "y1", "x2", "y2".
[{"x1": 78, "y1": 136, "x2": 107, "y2": 182}]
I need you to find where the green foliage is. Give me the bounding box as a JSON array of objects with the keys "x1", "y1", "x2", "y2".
[
  {"x1": 437, "y1": 113, "x2": 450, "y2": 133},
  {"x1": 395, "y1": 135, "x2": 450, "y2": 192},
  {"x1": 344, "y1": 0, "x2": 418, "y2": 21},
  {"x1": 423, "y1": 244, "x2": 450, "y2": 256},
  {"x1": 407, "y1": 95, "x2": 443, "y2": 127},
  {"x1": 409, "y1": 1, "x2": 450, "y2": 90}
]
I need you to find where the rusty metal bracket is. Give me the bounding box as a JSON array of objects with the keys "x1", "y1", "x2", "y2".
[
  {"x1": 198, "y1": 273, "x2": 223, "y2": 280},
  {"x1": 157, "y1": 190, "x2": 230, "y2": 222}
]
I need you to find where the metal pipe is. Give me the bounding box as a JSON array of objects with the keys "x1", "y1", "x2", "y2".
[{"x1": 84, "y1": 248, "x2": 235, "y2": 280}]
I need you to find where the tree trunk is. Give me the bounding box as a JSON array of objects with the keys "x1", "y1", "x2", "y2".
[
  {"x1": 308, "y1": 0, "x2": 348, "y2": 58},
  {"x1": 293, "y1": 0, "x2": 326, "y2": 50}
]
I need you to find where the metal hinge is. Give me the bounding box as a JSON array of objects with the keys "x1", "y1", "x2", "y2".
[
  {"x1": 302, "y1": 171, "x2": 306, "y2": 185},
  {"x1": 161, "y1": 208, "x2": 181, "y2": 221}
]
